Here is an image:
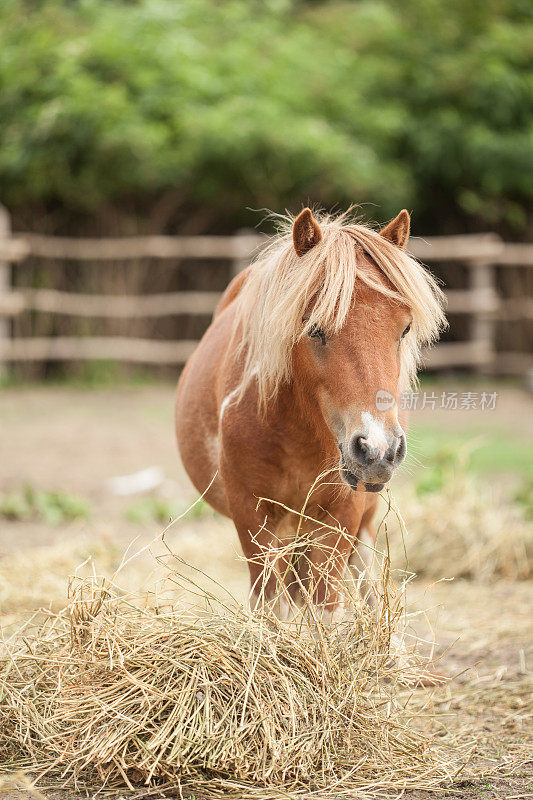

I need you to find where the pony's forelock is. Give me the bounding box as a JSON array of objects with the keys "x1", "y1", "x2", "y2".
[{"x1": 233, "y1": 209, "x2": 446, "y2": 411}]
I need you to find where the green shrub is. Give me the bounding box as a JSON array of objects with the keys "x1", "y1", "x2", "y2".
[{"x1": 0, "y1": 0, "x2": 531, "y2": 231}]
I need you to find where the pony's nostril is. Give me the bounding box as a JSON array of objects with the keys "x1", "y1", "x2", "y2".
[
  {"x1": 356, "y1": 436, "x2": 367, "y2": 453},
  {"x1": 352, "y1": 435, "x2": 370, "y2": 463},
  {"x1": 395, "y1": 434, "x2": 406, "y2": 462}
]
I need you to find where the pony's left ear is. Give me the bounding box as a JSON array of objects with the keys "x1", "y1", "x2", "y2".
[
  {"x1": 293, "y1": 208, "x2": 322, "y2": 256},
  {"x1": 379, "y1": 209, "x2": 410, "y2": 249}
]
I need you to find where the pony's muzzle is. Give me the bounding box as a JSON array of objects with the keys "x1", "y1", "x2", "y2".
[{"x1": 340, "y1": 428, "x2": 406, "y2": 492}]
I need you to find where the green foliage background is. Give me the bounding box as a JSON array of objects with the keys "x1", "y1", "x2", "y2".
[{"x1": 1, "y1": 0, "x2": 531, "y2": 233}]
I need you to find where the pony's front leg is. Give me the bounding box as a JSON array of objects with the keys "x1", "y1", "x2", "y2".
[
  {"x1": 305, "y1": 501, "x2": 365, "y2": 627},
  {"x1": 234, "y1": 510, "x2": 299, "y2": 621},
  {"x1": 348, "y1": 523, "x2": 381, "y2": 610},
  {"x1": 307, "y1": 538, "x2": 353, "y2": 627}
]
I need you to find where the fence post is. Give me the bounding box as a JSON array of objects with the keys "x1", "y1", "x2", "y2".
[
  {"x1": 0, "y1": 204, "x2": 11, "y2": 378},
  {"x1": 469, "y1": 259, "x2": 497, "y2": 372},
  {"x1": 231, "y1": 229, "x2": 258, "y2": 278}
]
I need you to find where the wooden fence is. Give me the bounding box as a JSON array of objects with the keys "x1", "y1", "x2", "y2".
[{"x1": 0, "y1": 203, "x2": 532, "y2": 375}]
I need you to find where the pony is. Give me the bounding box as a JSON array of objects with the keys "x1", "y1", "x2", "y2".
[{"x1": 175, "y1": 208, "x2": 445, "y2": 621}]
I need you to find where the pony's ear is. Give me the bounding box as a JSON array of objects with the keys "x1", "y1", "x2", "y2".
[
  {"x1": 379, "y1": 209, "x2": 410, "y2": 249},
  {"x1": 293, "y1": 208, "x2": 322, "y2": 256}
]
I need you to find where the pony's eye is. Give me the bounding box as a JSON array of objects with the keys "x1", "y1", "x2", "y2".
[
  {"x1": 401, "y1": 323, "x2": 411, "y2": 339},
  {"x1": 308, "y1": 324, "x2": 326, "y2": 346}
]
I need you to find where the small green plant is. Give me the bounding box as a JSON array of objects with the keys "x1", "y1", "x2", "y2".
[
  {"x1": 68, "y1": 360, "x2": 154, "y2": 388},
  {"x1": 415, "y1": 445, "x2": 463, "y2": 496},
  {"x1": 515, "y1": 479, "x2": 533, "y2": 520},
  {"x1": 414, "y1": 440, "x2": 484, "y2": 497},
  {"x1": 0, "y1": 367, "x2": 21, "y2": 390},
  {"x1": 0, "y1": 485, "x2": 91, "y2": 525},
  {"x1": 125, "y1": 496, "x2": 212, "y2": 525}
]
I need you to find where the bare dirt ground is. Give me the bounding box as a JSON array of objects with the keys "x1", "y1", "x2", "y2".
[
  {"x1": 1, "y1": 381, "x2": 531, "y2": 546},
  {"x1": 0, "y1": 383, "x2": 532, "y2": 799}
]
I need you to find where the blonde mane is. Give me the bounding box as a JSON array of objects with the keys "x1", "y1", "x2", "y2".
[{"x1": 233, "y1": 210, "x2": 447, "y2": 410}]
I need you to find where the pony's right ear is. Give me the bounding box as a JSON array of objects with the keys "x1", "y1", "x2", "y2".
[
  {"x1": 379, "y1": 209, "x2": 410, "y2": 249},
  {"x1": 293, "y1": 208, "x2": 322, "y2": 257}
]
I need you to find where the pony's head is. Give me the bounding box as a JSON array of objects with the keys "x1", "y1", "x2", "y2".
[{"x1": 235, "y1": 207, "x2": 446, "y2": 492}]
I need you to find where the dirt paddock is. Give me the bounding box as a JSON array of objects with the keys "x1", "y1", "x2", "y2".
[{"x1": 0, "y1": 383, "x2": 531, "y2": 799}]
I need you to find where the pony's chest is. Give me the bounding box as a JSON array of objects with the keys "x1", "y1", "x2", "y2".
[
  {"x1": 271, "y1": 438, "x2": 334, "y2": 503},
  {"x1": 220, "y1": 404, "x2": 336, "y2": 507}
]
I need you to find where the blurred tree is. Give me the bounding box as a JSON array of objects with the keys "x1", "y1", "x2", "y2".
[{"x1": 0, "y1": 0, "x2": 531, "y2": 234}]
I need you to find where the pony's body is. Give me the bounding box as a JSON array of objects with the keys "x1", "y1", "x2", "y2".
[{"x1": 176, "y1": 209, "x2": 445, "y2": 618}]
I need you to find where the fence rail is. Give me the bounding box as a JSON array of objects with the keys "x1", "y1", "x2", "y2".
[
  {"x1": 0, "y1": 203, "x2": 532, "y2": 375},
  {"x1": 0, "y1": 288, "x2": 221, "y2": 318}
]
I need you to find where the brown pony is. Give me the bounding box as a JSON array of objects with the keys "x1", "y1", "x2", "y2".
[{"x1": 175, "y1": 208, "x2": 445, "y2": 621}]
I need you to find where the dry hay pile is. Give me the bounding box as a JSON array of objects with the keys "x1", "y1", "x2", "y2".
[
  {"x1": 388, "y1": 478, "x2": 533, "y2": 581},
  {"x1": 0, "y1": 569, "x2": 466, "y2": 798}
]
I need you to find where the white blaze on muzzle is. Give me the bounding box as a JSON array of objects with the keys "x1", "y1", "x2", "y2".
[{"x1": 360, "y1": 412, "x2": 389, "y2": 459}]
